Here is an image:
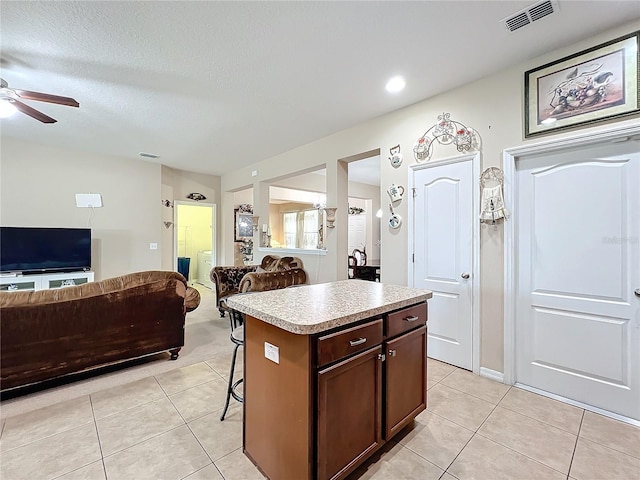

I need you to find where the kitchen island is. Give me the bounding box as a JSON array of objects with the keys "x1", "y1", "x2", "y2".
[{"x1": 227, "y1": 280, "x2": 432, "y2": 480}]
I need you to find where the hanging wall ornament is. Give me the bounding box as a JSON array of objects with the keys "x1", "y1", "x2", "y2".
[
  {"x1": 186, "y1": 192, "x2": 207, "y2": 201},
  {"x1": 413, "y1": 112, "x2": 478, "y2": 162},
  {"x1": 388, "y1": 144, "x2": 403, "y2": 168}
]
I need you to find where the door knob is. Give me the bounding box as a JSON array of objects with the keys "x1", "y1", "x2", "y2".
[
  {"x1": 461, "y1": 273, "x2": 470, "y2": 279},
  {"x1": 635, "y1": 289, "x2": 640, "y2": 297}
]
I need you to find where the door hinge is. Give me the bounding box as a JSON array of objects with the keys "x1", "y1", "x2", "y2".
[
  {"x1": 412, "y1": 253, "x2": 415, "y2": 263},
  {"x1": 377, "y1": 353, "x2": 386, "y2": 362},
  {"x1": 412, "y1": 187, "x2": 417, "y2": 198}
]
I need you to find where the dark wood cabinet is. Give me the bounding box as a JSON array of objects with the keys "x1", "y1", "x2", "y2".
[
  {"x1": 316, "y1": 305, "x2": 427, "y2": 480},
  {"x1": 243, "y1": 300, "x2": 427, "y2": 480},
  {"x1": 385, "y1": 325, "x2": 427, "y2": 439},
  {"x1": 317, "y1": 346, "x2": 383, "y2": 480}
]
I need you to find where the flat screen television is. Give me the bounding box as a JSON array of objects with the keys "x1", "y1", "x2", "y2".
[{"x1": 0, "y1": 227, "x2": 92, "y2": 274}]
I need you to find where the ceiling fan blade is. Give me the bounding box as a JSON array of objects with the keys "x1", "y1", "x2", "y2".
[
  {"x1": 14, "y1": 89, "x2": 79, "y2": 108},
  {"x1": 13, "y1": 100, "x2": 57, "y2": 123}
]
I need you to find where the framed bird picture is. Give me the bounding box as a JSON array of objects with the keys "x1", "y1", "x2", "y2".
[{"x1": 524, "y1": 30, "x2": 639, "y2": 138}]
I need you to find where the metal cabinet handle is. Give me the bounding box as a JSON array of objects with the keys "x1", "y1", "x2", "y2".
[
  {"x1": 403, "y1": 316, "x2": 419, "y2": 322},
  {"x1": 349, "y1": 337, "x2": 367, "y2": 346},
  {"x1": 461, "y1": 272, "x2": 470, "y2": 279},
  {"x1": 635, "y1": 288, "x2": 640, "y2": 297},
  {"x1": 388, "y1": 349, "x2": 397, "y2": 357}
]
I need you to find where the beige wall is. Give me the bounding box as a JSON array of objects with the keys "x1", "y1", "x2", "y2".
[
  {"x1": 1, "y1": 138, "x2": 162, "y2": 281},
  {"x1": 160, "y1": 166, "x2": 221, "y2": 270},
  {"x1": 221, "y1": 22, "x2": 640, "y2": 372}
]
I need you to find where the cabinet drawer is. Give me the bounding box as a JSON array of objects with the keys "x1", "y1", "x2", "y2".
[
  {"x1": 317, "y1": 319, "x2": 383, "y2": 367},
  {"x1": 386, "y1": 303, "x2": 427, "y2": 338}
]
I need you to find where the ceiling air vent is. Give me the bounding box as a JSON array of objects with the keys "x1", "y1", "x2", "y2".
[{"x1": 503, "y1": 0, "x2": 559, "y2": 32}]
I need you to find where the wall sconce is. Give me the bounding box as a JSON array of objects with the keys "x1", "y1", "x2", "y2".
[
  {"x1": 251, "y1": 215, "x2": 260, "y2": 231},
  {"x1": 323, "y1": 207, "x2": 337, "y2": 228}
]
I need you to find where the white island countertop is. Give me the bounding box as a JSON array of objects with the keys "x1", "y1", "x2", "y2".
[{"x1": 226, "y1": 279, "x2": 432, "y2": 335}]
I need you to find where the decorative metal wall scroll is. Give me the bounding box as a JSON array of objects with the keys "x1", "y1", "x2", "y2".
[{"x1": 413, "y1": 113, "x2": 477, "y2": 162}]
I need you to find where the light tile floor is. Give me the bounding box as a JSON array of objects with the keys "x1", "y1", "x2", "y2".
[
  {"x1": 2, "y1": 356, "x2": 639, "y2": 480},
  {"x1": 1, "y1": 287, "x2": 639, "y2": 479}
]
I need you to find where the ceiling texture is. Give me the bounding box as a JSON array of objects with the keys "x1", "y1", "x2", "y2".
[{"x1": 1, "y1": 1, "x2": 638, "y2": 177}]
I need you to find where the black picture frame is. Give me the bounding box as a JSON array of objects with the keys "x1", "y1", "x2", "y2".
[{"x1": 524, "y1": 31, "x2": 639, "y2": 138}]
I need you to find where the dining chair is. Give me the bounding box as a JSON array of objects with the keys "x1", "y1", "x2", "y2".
[
  {"x1": 352, "y1": 248, "x2": 367, "y2": 266},
  {"x1": 348, "y1": 255, "x2": 357, "y2": 279}
]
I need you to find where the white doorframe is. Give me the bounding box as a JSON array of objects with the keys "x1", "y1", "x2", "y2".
[
  {"x1": 173, "y1": 201, "x2": 217, "y2": 276},
  {"x1": 503, "y1": 123, "x2": 640, "y2": 386},
  {"x1": 408, "y1": 152, "x2": 481, "y2": 375}
]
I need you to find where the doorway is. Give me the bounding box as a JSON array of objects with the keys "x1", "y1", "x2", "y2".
[
  {"x1": 410, "y1": 153, "x2": 480, "y2": 372},
  {"x1": 505, "y1": 128, "x2": 640, "y2": 422},
  {"x1": 174, "y1": 202, "x2": 216, "y2": 287}
]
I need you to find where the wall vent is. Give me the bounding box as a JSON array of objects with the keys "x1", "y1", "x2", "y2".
[{"x1": 503, "y1": 0, "x2": 559, "y2": 32}]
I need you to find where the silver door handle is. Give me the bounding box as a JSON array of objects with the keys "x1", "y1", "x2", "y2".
[
  {"x1": 461, "y1": 272, "x2": 470, "y2": 279},
  {"x1": 349, "y1": 337, "x2": 367, "y2": 346},
  {"x1": 635, "y1": 289, "x2": 640, "y2": 297},
  {"x1": 403, "y1": 316, "x2": 419, "y2": 322}
]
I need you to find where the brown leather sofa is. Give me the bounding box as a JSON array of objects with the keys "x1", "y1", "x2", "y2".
[
  {"x1": 211, "y1": 255, "x2": 305, "y2": 316},
  {"x1": 0, "y1": 271, "x2": 200, "y2": 392}
]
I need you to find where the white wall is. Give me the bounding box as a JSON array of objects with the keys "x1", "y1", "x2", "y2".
[
  {"x1": 220, "y1": 22, "x2": 640, "y2": 372},
  {"x1": 1, "y1": 138, "x2": 162, "y2": 281}
]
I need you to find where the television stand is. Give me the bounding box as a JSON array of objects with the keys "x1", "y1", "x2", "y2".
[{"x1": 0, "y1": 271, "x2": 95, "y2": 293}]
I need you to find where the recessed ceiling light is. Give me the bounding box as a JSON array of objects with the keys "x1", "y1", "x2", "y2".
[{"x1": 385, "y1": 76, "x2": 405, "y2": 93}]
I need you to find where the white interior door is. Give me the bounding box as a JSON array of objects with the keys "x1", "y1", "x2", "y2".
[
  {"x1": 413, "y1": 159, "x2": 474, "y2": 370},
  {"x1": 515, "y1": 141, "x2": 640, "y2": 420}
]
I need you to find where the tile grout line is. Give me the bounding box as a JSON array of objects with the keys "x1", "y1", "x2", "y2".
[
  {"x1": 472, "y1": 429, "x2": 574, "y2": 477},
  {"x1": 567, "y1": 410, "x2": 585, "y2": 480},
  {"x1": 495, "y1": 403, "x2": 582, "y2": 436},
  {"x1": 89, "y1": 394, "x2": 110, "y2": 480},
  {"x1": 440, "y1": 384, "x2": 506, "y2": 476}
]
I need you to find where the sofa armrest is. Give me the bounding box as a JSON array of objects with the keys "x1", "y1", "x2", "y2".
[{"x1": 210, "y1": 265, "x2": 258, "y2": 305}]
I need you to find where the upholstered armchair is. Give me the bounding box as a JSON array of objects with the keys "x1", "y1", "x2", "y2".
[{"x1": 210, "y1": 255, "x2": 305, "y2": 316}]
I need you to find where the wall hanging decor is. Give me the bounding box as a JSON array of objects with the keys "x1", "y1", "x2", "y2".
[
  {"x1": 413, "y1": 112, "x2": 478, "y2": 162},
  {"x1": 348, "y1": 206, "x2": 365, "y2": 215},
  {"x1": 479, "y1": 167, "x2": 509, "y2": 226},
  {"x1": 323, "y1": 207, "x2": 337, "y2": 228},
  {"x1": 388, "y1": 144, "x2": 403, "y2": 168},
  {"x1": 186, "y1": 192, "x2": 207, "y2": 201},
  {"x1": 386, "y1": 184, "x2": 405, "y2": 203},
  {"x1": 235, "y1": 207, "x2": 254, "y2": 241},
  {"x1": 163, "y1": 221, "x2": 174, "y2": 229},
  {"x1": 162, "y1": 199, "x2": 174, "y2": 208},
  {"x1": 387, "y1": 203, "x2": 402, "y2": 229},
  {"x1": 525, "y1": 30, "x2": 639, "y2": 138}
]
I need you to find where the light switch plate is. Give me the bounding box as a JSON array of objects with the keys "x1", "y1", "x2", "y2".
[
  {"x1": 149, "y1": 243, "x2": 158, "y2": 250},
  {"x1": 264, "y1": 342, "x2": 279, "y2": 364}
]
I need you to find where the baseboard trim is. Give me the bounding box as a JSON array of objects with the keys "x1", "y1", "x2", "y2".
[{"x1": 480, "y1": 367, "x2": 504, "y2": 383}]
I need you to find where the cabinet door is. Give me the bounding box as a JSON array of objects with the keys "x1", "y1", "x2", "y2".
[
  {"x1": 385, "y1": 325, "x2": 427, "y2": 439},
  {"x1": 317, "y1": 345, "x2": 383, "y2": 480}
]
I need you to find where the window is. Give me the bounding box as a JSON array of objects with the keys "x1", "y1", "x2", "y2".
[{"x1": 283, "y1": 209, "x2": 319, "y2": 249}]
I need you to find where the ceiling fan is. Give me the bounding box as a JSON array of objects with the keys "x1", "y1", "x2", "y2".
[{"x1": 0, "y1": 78, "x2": 79, "y2": 124}]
